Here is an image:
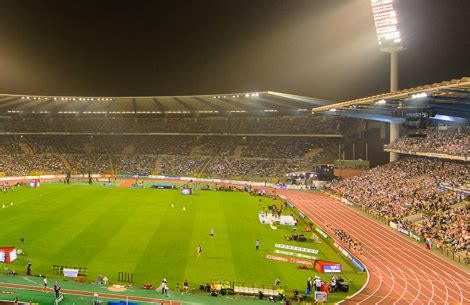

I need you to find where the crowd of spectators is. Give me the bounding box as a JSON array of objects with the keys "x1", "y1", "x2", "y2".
[
  {"x1": 388, "y1": 127, "x2": 469, "y2": 156},
  {"x1": 66, "y1": 154, "x2": 111, "y2": 174},
  {"x1": 1, "y1": 116, "x2": 346, "y2": 135},
  {"x1": 0, "y1": 155, "x2": 29, "y2": 176},
  {"x1": 327, "y1": 157, "x2": 469, "y2": 255},
  {"x1": 22, "y1": 155, "x2": 65, "y2": 173},
  {"x1": 159, "y1": 155, "x2": 209, "y2": 177},
  {"x1": 113, "y1": 155, "x2": 156, "y2": 176},
  {"x1": 0, "y1": 132, "x2": 338, "y2": 179}
]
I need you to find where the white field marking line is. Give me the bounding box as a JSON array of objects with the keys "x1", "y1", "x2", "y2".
[
  {"x1": 408, "y1": 269, "x2": 425, "y2": 305},
  {"x1": 319, "y1": 194, "x2": 470, "y2": 281},
  {"x1": 366, "y1": 247, "x2": 420, "y2": 250},
  {"x1": 391, "y1": 258, "x2": 410, "y2": 305},
  {"x1": 3, "y1": 186, "x2": 67, "y2": 207},
  {"x1": 338, "y1": 248, "x2": 371, "y2": 304},
  {"x1": 303, "y1": 203, "x2": 420, "y2": 305},
  {"x1": 293, "y1": 199, "x2": 447, "y2": 304},
  {"x1": 376, "y1": 262, "x2": 398, "y2": 305},
  {"x1": 321, "y1": 200, "x2": 467, "y2": 305},
  {"x1": 295, "y1": 196, "x2": 413, "y2": 303},
  {"x1": 357, "y1": 257, "x2": 387, "y2": 304},
  {"x1": 21, "y1": 277, "x2": 42, "y2": 287},
  {"x1": 302, "y1": 199, "x2": 456, "y2": 304},
  {"x1": 295, "y1": 193, "x2": 469, "y2": 302},
  {"x1": 295, "y1": 201, "x2": 412, "y2": 304},
  {"x1": 330, "y1": 200, "x2": 465, "y2": 304},
  {"x1": 285, "y1": 191, "x2": 469, "y2": 304},
  {"x1": 99, "y1": 287, "x2": 134, "y2": 292}
]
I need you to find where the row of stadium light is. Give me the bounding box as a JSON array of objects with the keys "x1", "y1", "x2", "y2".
[
  {"x1": 21, "y1": 96, "x2": 113, "y2": 101},
  {"x1": 8, "y1": 109, "x2": 286, "y2": 115},
  {"x1": 213, "y1": 93, "x2": 259, "y2": 99},
  {"x1": 411, "y1": 92, "x2": 427, "y2": 99},
  {"x1": 8, "y1": 110, "x2": 49, "y2": 114}
]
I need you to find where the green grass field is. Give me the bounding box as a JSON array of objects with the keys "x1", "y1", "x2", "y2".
[{"x1": 0, "y1": 183, "x2": 366, "y2": 303}]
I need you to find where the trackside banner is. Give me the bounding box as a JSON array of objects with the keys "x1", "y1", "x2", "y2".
[
  {"x1": 265, "y1": 254, "x2": 315, "y2": 266},
  {"x1": 315, "y1": 227, "x2": 328, "y2": 239},
  {"x1": 275, "y1": 244, "x2": 319, "y2": 254},
  {"x1": 274, "y1": 249, "x2": 316, "y2": 260}
]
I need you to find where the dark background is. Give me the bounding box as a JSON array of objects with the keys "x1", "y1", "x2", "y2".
[{"x1": 0, "y1": 0, "x2": 468, "y2": 101}]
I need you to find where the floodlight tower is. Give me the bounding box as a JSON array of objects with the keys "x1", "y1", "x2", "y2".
[{"x1": 371, "y1": 0, "x2": 404, "y2": 162}]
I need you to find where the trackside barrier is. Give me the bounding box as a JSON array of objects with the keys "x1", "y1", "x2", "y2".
[
  {"x1": 232, "y1": 282, "x2": 284, "y2": 297},
  {"x1": 277, "y1": 193, "x2": 370, "y2": 303},
  {"x1": 326, "y1": 191, "x2": 468, "y2": 266},
  {"x1": 276, "y1": 194, "x2": 367, "y2": 273}
]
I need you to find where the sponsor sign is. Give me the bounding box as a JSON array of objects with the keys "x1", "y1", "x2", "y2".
[
  {"x1": 63, "y1": 268, "x2": 79, "y2": 278},
  {"x1": 274, "y1": 249, "x2": 316, "y2": 260},
  {"x1": 350, "y1": 258, "x2": 366, "y2": 272},
  {"x1": 265, "y1": 254, "x2": 315, "y2": 266},
  {"x1": 323, "y1": 264, "x2": 342, "y2": 273},
  {"x1": 286, "y1": 201, "x2": 294, "y2": 209},
  {"x1": 389, "y1": 222, "x2": 398, "y2": 229},
  {"x1": 409, "y1": 232, "x2": 421, "y2": 242},
  {"x1": 275, "y1": 244, "x2": 319, "y2": 254},
  {"x1": 334, "y1": 242, "x2": 350, "y2": 258},
  {"x1": 398, "y1": 227, "x2": 410, "y2": 235},
  {"x1": 314, "y1": 291, "x2": 328, "y2": 302},
  {"x1": 341, "y1": 198, "x2": 353, "y2": 206},
  {"x1": 315, "y1": 227, "x2": 328, "y2": 239}
]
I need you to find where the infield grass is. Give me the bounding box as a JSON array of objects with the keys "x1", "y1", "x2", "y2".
[{"x1": 0, "y1": 183, "x2": 366, "y2": 303}]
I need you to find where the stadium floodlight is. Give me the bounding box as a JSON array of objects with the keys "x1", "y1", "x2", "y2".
[
  {"x1": 371, "y1": 0, "x2": 404, "y2": 162},
  {"x1": 371, "y1": 0, "x2": 404, "y2": 93},
  {"x1": 245, "y1": 93, "x2": 250, "y2": 97},
  {"x1": 371, "y1": 0, "x2": 402, "y2": 49}
]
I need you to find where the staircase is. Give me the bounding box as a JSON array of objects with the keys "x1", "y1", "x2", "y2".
[
  {"x1": 233, "y1": 145, "x2": 246, "y2": 159},
  {"x1": 19, "y1": 143, "x2": 34, "y2": 155},
  {"x1": 123, "y1": 144, "x2": 135, "y2": 155},
  {"x1": 153, "y1": 155, "x2": 164, "y2": 174},
  {"x1": 190, "y1": 145, "x2": 204, "y2": 156},
  {"x1": 83, "y1": 143, "x2": 94, "y2": 154},
  {"x1": 60, "y1": 155, "x2": 71, "y2": 170},
  {"x1": 199, "y1": 157, "x2": 213, "y2": 175},
  {"x1": 108, "y1": 155, "x2": 114, "y2": 173},
  {"x1": 304, "y1": 148, "x2": 322, "y2": 160}
]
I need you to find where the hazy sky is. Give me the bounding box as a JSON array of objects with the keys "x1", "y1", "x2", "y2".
[{"x1": 0, "y1": 0, "x2": 468, "y2": 101}]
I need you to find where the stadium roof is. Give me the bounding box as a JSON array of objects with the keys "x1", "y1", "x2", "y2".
[
  {"x1": 312, "y1": 77, "x2": 470, "y2": 123},
  {"x1": 0, "y1": 91, "x2": 330, "y2": 117}
]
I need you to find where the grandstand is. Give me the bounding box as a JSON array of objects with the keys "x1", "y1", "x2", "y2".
[{"x1": 0, "y1": 92, "x2": 366, "y2": 181}]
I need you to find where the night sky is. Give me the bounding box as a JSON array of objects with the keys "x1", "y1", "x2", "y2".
[{"x1": 0, "y1": 0, "x2": 468, "y2": 101}]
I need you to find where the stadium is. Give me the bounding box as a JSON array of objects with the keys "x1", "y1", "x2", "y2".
[{"x1": 0, "y1": 1, "x2": 469, "y2": 305}]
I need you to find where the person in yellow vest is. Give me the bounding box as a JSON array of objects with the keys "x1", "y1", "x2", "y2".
[{"x1": 278, "y1": 287, "x2": 285, "y2": 301}]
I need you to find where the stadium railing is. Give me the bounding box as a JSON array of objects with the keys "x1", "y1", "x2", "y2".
[{"x1": 232, "y1": 282, "x2": 282, "y2": 297}]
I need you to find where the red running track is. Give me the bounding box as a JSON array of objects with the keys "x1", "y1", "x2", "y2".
[{"x1": 279, "y1": 190, "x2": 470, "y2": 305}]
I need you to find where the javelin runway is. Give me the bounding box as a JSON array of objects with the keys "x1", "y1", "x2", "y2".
[{"x1": 279, "y1": 190, "x2": 469, "y2": 305}]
